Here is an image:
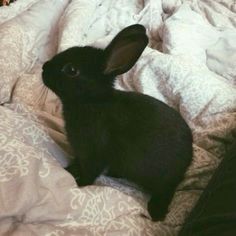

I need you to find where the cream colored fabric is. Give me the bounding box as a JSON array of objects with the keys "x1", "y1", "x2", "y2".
[
  {"x1": 0, "y1": 0, "x2": 38, "y2": 24},
  {"x1": 0, "y1": 0, "x2": 236, "y2": 235},
  {"x1": 0, "y1": 0, "x2": 69, "y2": 103}
]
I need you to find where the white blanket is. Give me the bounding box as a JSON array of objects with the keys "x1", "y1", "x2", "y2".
[{"x1": 0, "y1": 0, "x2": 235, "y2": 235}]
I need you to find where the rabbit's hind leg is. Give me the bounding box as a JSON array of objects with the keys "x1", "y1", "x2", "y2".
[{"x1": 148, "y1": 187, "x2": 175, "y2": 221}]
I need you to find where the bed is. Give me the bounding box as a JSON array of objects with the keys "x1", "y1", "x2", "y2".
[{"x1": 0, "y1": 0, "x2": 235, "y2": 235}]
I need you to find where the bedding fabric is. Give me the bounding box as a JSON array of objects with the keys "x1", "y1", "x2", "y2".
[
  {"x1": 0, "y1": 0, "x2": 236, "y2": 235},
  {"x1": 0, "y1": 0, "x2": 69, "y2": 103}
]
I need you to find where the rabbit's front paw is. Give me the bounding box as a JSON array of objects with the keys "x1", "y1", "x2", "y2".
[
  {"x1": 65, "y1": 165, "x2": 94, "y2": 186},
  {"x1": 65, "y1": 164, "x2": 79, "y2": 178},
  {"x1": 78, "y1": 177, "x2": 94, "y2": 187}
]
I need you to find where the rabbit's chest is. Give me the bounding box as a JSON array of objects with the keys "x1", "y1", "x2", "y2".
[{"x1": 64, "y1": 108, "x2": 112, "y2": 154}]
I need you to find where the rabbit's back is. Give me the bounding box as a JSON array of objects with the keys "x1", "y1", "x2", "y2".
[
  {"x1": 108, "y1": 91, "x2": 192, "y2": 183},
  {"x1": 63, "y1": 90, "x2": 192, "y2": 191}
]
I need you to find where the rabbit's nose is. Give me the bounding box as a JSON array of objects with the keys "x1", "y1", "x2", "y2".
[{"x1": 42, "y1": 61, "x2": 50, "y2": 71}]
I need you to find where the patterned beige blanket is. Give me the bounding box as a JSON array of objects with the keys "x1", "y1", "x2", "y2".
[{"x1": 0, "y1": 0, "x2": 235, "y2": 235}]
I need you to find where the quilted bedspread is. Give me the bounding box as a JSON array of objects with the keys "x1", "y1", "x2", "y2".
[{"x1": 0, "y1": 0, "x2": 235, "y2": 235}]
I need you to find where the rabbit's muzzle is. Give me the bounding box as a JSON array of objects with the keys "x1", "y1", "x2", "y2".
[{"x1": 42, "y1": 61, "x2": 55, "y2": 90}]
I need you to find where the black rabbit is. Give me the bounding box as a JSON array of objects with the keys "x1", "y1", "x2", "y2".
[{"x1": 42, "y1": 24, "x2": 193, "y2": 221}]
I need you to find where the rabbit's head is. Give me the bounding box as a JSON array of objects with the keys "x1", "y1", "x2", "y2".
[{"x1": 42, "y1": 24, "x2": 148, "y2": 102}]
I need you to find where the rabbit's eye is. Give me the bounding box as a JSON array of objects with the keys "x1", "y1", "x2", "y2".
[{"x1": 62, "y1": 63, "x2": 80, "y2": 78}]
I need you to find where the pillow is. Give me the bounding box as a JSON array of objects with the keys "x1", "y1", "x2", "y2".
[{"x1": 0, "y1": 0, "x2": 69, "y2": 104}]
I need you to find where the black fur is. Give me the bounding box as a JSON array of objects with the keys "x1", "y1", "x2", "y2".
[{"x1": 42, "y1": 24, "x2": 193, "y2": 221}]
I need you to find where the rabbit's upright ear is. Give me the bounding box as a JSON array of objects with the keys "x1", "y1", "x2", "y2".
[{"x1": 103, "y1": 24, "x2": 148, "y2": 76}]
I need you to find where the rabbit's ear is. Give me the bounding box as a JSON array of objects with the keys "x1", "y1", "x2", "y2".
[{"x1": 103, "y1": 24, "x2": 148, "y2": 76}]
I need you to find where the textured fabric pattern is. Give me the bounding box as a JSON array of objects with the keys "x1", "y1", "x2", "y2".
[
  {"x1": 0, "y1": 0, "x2": 236, "y2": 235},
  {"x1": 0, "y1": 0, "x2": 69, "y2": 103},
  {"x1": 0, "y1": 0, "x2": 38, "y2": 24}
]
